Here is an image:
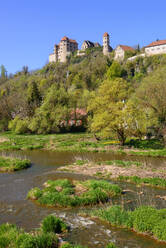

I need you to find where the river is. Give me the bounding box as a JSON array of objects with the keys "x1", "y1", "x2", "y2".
[{"x1": 0, "y1": 150, "x2": 166, "y2": 248}]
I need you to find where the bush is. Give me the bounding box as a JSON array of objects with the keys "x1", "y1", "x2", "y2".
[
  {"x1": 8, "y1": 116, "x2": 30, "y2": 134},
  {"x1": 41, "y1": 215, "x2": 67, "y2": 234},
  {"x1": 105, "y1": 243, "x2": 117, "y2": 248}
]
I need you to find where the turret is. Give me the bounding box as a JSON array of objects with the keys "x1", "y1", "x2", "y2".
[{"x1": 103, "y1": 32, "x2": 110, "y2": 56}]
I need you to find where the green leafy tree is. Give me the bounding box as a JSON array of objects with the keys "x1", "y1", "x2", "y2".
[
  {"x1": 29, "y1": 86, "x2": 71, "y2": 134},
  {"x1": 88, "y1": 78, "x2": 131, "y2": 145},
  {"x1": 135, "y1": 65, "x2": 166, "y2": 143}
]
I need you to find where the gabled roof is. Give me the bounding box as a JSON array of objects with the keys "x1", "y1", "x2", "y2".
[
  {"x1": 103, "y1": 32, "x2": 109, "y2": 37},
  {"x1": 146, "y1": 40, "x2": 166, "y2": 48},
  {"x1": 83, "y1": 40, "x2": 95, "y2": 47},
  {"x1": 118, "y1": 45, "x2": 134, "y2": 51},
  {"x1": 69, "y1": 39, "x2": 78, "y2": 44},
  {"x1": 61, "y1": 36, "x2": 77, "y2": 44}
]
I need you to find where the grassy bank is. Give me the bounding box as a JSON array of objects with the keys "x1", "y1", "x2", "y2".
[
  {"x1": 0, "y1": 156, "x2": 30, "y2": 172},
  {"x1": 0, "y1": 215, "x2": 67, "y2": 248},
  {"x1": 0, "y1": 214, "x2": 118, "y2": 248},
  {"x1": 117, "y1": 175, "x2": 166, "y2": 189},
  {"x1": 27, "y1": 179, "x2": 122, "y2": 208},
  {"x1": 90, "y1": 205, "x2": 166, "y2": 242},
  {"x1": 0, "y1": 132, "x2": 166, "y2": 157}
]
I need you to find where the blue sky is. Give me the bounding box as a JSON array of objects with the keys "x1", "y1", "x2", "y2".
[{"x1": 0, "y1": 0, "x2": 166, "y2": 74}]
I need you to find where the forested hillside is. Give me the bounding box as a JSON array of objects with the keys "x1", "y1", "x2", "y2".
[{"x1": 1, "y1": 48, "x2": 166, "y2": 145}]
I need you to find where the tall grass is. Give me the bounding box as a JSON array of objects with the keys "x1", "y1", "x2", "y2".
[
  {"x1": 91, "y1": 205, "x2": 166, "y2": 241},
  {"x1": 27, "y1": 179, "x2": 122, "y2": 208},
  {"x1": 0, "y1": 156, "x2": 31, "y2": 172},
  {"x1": 118, "y1": 175, "x2": 166, "y2": 188}
]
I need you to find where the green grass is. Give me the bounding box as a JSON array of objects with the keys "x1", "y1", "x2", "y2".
[
  {"x1": 75, "y1": 160, "x2": 88, "y2": 166},
  {"x1": 90, "y1": 205, "x2": 166, "y2": 241},
  {"x1": 0, "y1": 215, "x2": 66, "y2": 248},
  {"x1": 0, "y1": 214, "x2": 118, "y2": 248},
  {"x1": 1, "y1": 132, "x2": 166, "y2": 157},
  {"x1": 126, "y1": 139, "x2": 164, "y2": 150},
  {"x1": 0, "y1": 156, "x2": 31, "y2": 172},
  {"x1": 97, "y1": 160, "x2": 142, "y2": 167},
  {"x1": 129, "y1": 149, "x2": 166, "y2": 157},
  {"x1": 27, "y1": 179, "x2": 122, "y2": 208},
  {"x1": 117, "y1": 175, "x2": 166, "y2": 189}
]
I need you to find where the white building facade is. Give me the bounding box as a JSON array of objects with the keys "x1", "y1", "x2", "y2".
[
  {"x1": 114, "y1": 45, "x2": 135, "y2": 61},
  {"x1": 145, "y1": 40, "x2": 166, "y2": 56}
]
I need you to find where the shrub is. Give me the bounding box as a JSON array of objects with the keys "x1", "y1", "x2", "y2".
[
  {"x1": 9, "y1": 117, "x2": 30, "y2": 134},
  {"x1": 41, "y1": 215, "x2": 67, "y2": 234},
  {"x1": 105, "y1": 243, "x2": 117, "y2": 248}
]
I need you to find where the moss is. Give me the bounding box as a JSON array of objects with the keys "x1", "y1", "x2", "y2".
[{"x1": 27, "y1": 179, "x2": 122, "y2": 208}]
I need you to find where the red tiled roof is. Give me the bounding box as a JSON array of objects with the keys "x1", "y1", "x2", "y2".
[
  {"x1": 70, "y1": 108, "x2": 87, "y2": 119},
  {"x1": 61, "y1": 36, "x2": 69, "y2": 41},
  {"x1": 103, "y1": 32, "x2": 109, "y2": 37},
  {"x1": 119, "y1": 45, "x2": 134, "y2": 51},
  {"x1": 69, "y1": 39, "x2": 78, "y2": 44},
  {"x1": 146, "y1": 40, "x2": 166, "y2": 48}
]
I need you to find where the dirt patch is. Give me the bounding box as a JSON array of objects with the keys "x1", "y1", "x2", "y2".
[
  {"x1": 58, "y1": 162, "x2": 166, "y2": 180},
  {"x1": 74, "y1": 182, "x2": 88, "y2": 196},
  {"x1": 0, "y1": 137, "x2": 9, "y2": 143}
]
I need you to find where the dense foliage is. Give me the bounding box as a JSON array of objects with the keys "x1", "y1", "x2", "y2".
[{"x1": 1, "y1": 50, "x2": 166, "y2": 145}]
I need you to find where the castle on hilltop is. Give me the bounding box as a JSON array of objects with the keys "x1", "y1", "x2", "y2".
[
  {"x1": 49, "y1": 36, "x2": 78, "y2": 63},
  {"x1": 49, "y1": 33, "x2": 112, "y2": 63},
  {"x1": 49, "y1": 33, "x2": 166, "y2": 63}
]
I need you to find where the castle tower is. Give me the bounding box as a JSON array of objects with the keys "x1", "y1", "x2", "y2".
[
  {"x1": 60, "y1": 36, "x2": 68, "y2": 62},
  {"x1": 103, "y1": 32, "x2": 110, "y2": 56}
]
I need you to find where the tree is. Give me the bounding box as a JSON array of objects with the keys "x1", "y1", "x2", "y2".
[
  {"x1": 27, "y1": 81, "x2": 42, "y2": 116},
  {"x1": 29, "y1": 86, "x2": 71, "y2": 134},
  {"x1": 88, "y1": 78, "x2": 131, "y2": 145},
  {"x1": 22, "y1": 66, "x2": 29, "y2": 75},
  {"x1": 135, "y1": 65, "x2": 166, "y2": 143},
  {"x1": 0, "y1": 65, "x2": 7, "y2": 84},
  {"x1": 106, "y1": 61, "x2": 125, "y2": 79}
]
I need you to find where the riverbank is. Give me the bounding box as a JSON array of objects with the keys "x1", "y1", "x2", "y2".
[
  {"x1": 87, "y1": 205, "x2": 166, "y2": 242},
  {"x1": 58, "y1": 160, "x2": 166, "y2": 186},
  {"x1": 0, "y1": 132, "x2": 166, "y2": 157},
  {"x1": 0, "y1": 214, "x2": 118, "y2": 248}
]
